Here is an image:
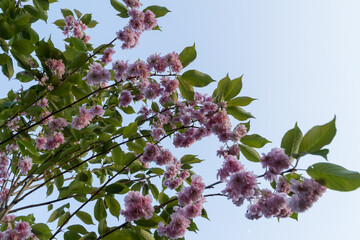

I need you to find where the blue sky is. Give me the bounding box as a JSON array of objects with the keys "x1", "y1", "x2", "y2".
[{"x1": 2, "y1": 0, "x2": 360, "y2": 239}]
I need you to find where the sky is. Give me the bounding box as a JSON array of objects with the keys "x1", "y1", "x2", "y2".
[{"x1": 2, "y1": 0, "x2": 360, "y2": 239}]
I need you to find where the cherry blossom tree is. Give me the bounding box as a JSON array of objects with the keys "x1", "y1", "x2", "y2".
[{"x1": 0, "y1": 0, "x2": 359, "y2": 239}]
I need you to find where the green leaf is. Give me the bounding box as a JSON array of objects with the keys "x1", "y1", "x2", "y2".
[
  {"x1": 68, "y1": 224, "x2": 88, "y2": 235},
  {"x1": 31, "y1": 223, "x2": 52, "y2": 240},
  {"x1": 224, "y1": 75, "x2": 243, "y2": 100},
  {"x1": 143, "y1": 5, "x2": 171, "y2": 18},
  {"x1": 58, "y1": 212, "x2": 70, "y2": 227},
  {"x1": 11, "y1": 39, "x2": 34, "y2": 55},
  {"x1": 135, "y1": 215, "x2": 163, "y2": 228},
  {"x1": 226, "y1": 106, "x2": 254, "y2": 121},
  {"x1": 123, "y1": 122, "x2": 138, "y2": 138},
  {"x1": 74, "y1": 9, "x2": 82, "y2": 18},
  {"x1": 180, "y1": 155, "x2": 203, "y2": 164},
  {"x1": 61, "y1": 8, "x2": 74, "y2": 18},
  {"x1": 24, "y1": 5, "x2": 48, "y2": 21},
  {"x1": 299, "y1": 117, "x2": 336, "y2": 154},
  {"x1": 105, "y1": 195, "x2": 121, "y2": 218},
  {"x1": 48, "y1": 207, "x2": 65, "y2": 223},
  {"x1": 80, "y1": 13, "x2": 92, "y2": 25},
  {"x1": 307, "y1": 162, "x2": 360, "y2": 191},
  {"x1": 105, "y1": 182, "x2": 129, "y2": 194},
  {"x1": 110, "y1": 0, "x2": 128, "y2": 13},
  {"x1": 94, "y1": 199, "x2": 107, "y2": 222},
  {"x1": 69, "y1": 52, "x2": 88, "y2": 69},
  {"x1": 34, "y1": 0, "x2": 49, "y2": 10},
  {"x1": 178, "y1": 76, "x2": 194, "y2": 101},
  {"x1": 70, "y1": 37, "x2": 87, "y2": 51},
  {"x1": 240, "y1": 134, "x2": 271, "y2": 148},
  {"x1": 181, "y1": 70, "x2": 215, "y2": 87},
  {"x1": 1, "y1": 57, "x2": 14, "y2": 79},
  {"x1": 54, "y1": 19, "x2": 66, "y2": 27},
  {"x1": 239, "y1": 144, "x2": 260, "y2": 162},
  {"x1": 76, "y1": 211, "x2": 94, "y2": 225},
  {"x1": 0, "y1": 21, "x2": 15, "y2": 40},
  {"x1": 179, "y1": 43, "x2": 196, "y2": 68},
  {"x1": 212, "y1": 74, "x2": 231, "y2": 102},
  {"x1": 87, "y1": 20, "x2": 99, "y2": 28},
  {"x1": 227, "y1": 96, "x2": 256, "y2": 107},
  {"x1": 281, "y1": 123, "x2": 303, "y2": 158}
]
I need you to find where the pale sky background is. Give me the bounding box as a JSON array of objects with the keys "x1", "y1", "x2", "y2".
[{"x1": 2, "y1": 0, "x2": 360, "y2": 239}]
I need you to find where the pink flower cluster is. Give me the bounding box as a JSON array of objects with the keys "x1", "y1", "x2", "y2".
[
  {"x1": 158, "y1": 176, "x2": 205, "y2": 239},
  {"x1": 0, "y1": 152, "x2": 9, "y2": 180},
  {"x1": 0, "y1": 221, "x2": 36, "y2": 240},
  {"x1": 119, "y1": 90, "x2": 134, "y2": 107},
  {"x1": 120, "y1": 191, "x2": 154, "y2": 221},
  {"x1": 72, "y1": 105, "x2": 104, "y2": 130},
  {"x1": 217, "y1": 154, "x2": 244, "y2": 182},
  {"x1": 288, "y1": 178, "x2": 326, "y2": 213},
  {"x1": 116, "y1": 8, "x2": 157, "y2": 49},
  {"x1": 63, "y1": 15, "x2": 90, "y2": 42},
  {"x1": 83, "y1": 62, "x2": 111, "y2": 86},
  {"x1": 101, "y1": 48, "x2": 115, "y2": 65},
  {"x1": 48, "y1": 118, "x2": 68, "y2": 131},
  {"x1": 222, "y1": 171, "x2": 258, "y2": 206},
  {"x1": 246, "y1": 190, "x2": 292, "y2": 220},
  {"x1": 45, "y1": 59, "x2": 65, "y2": 79},
  {"x1": 19, "y1": 156, "x2": 32, "y2": 175},
  {"x1": 7, "y1": 117, "x2": 20, "y2": 131},
  {"x1": 123, "y1": 0, "x2": 141, "y2": 8},
  {"x1": 261, "y1": 148, "x2": 291, "y2": 181},
  {"x1": 163, "y1": 160, "x2": 189, "y2": 190},
  {"x1": 147, "y1": 53, "x2": 183, "y2": 73}
]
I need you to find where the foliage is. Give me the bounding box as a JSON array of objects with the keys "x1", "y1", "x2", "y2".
[{"x1": 0, "y1": 0, "x2": 359, "y2": 239}]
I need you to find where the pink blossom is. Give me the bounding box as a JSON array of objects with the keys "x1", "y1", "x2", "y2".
[
  {"x1": 222, "y1": 171, "x2": 258, "y2": 205},
  {"x1": 154, "y1": 149, "x2": 174, "y2": 166},
  {"x1": 48, "y1": 118, "x2": 68, "y2": 131},
  {"x1": 119, "y1": 90, "x2": 134, "y2": 107},
  {"x1": 164, "y1": 52, "x2": 182, "y2": 73},
  {"x1": 116, "y1": 26, "x2": 140, "y2": 49},
  {"x1": 123, "y1": 0, "x2": 141, "y2": 8},
  {"x1": 37, "y1": 98, "x2": 48, "y2": 108},
  {"x1": 46, "y1": 59, "x2": 65, "y2": 79},
  {"x1": 120, "y1": 191, "x2": 154, "y2": 222},
  {"x1": 177, "y1": 175, "x2": 205, "y2": 206},
  {"x1": 0, "y1": 188, "x2": 9, "y2": 202},
  {"x1": 19, "y1": 156, "x2": 32, "y2": 175},
  {"x1": 101, "y1": 48, "x2": 115, "y2": 65},
  {"x1": 143, "y1": 10, "x2": 157, "y2": 30},
  {"x1": 90, "y1": 105, "x2": 105, "y2": 117},
  {"x1": 35, "y1": 137, "x2": 47, "y2": 150},
  {"x1": 14, "y1": 221, "x2": 32, "y2": 239},
  {"x1": 45, "y1": 132, "x2": 65, "y2": 150},
  {"x1": 83, "y1": 62, "x2": 111, "y2": 86},
  {"x1": 289, "y1": 178, "x2": 326, "y2": 213},
  {"x1": 147, "y1": 53, "x2": 167, "y2": 73},
  {"x1": 261, "y1": 148, "x2": 290, "y2": 176},
  {"x1": 140, "y1": 144, "x2": 160, "y2": 164},
  {"x1": 112, "y1": 60, "x2": 128, "y2": 81},
  {"x1": 157, "y1": 211, "x2": 190, "y2": 239}
]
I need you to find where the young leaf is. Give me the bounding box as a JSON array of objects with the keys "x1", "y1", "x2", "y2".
[
  {"x1": 179, "y1": 43, "x2": 196, "y2": 68},
  {"x1": 299, "y1": 117, "x2": 336, "y2": 154},
  {"x1": 281, "y1": 123, "x2": 303, "y2": 157},
  {"x1": 240, "y1": 134, "x2": 271, "y2": 148},
  {"x1": 143, "y1": 5, "x2": 171, "y2": 18},
  {"x1": 239, "y1": 144, "x2": 260, "y2": 162},
  {"x1": 181, "y1": 70, "x2": 215, "y2": 87},
  {"x1": 226, "y1": 106, "x2": 254, "y2": 121}
]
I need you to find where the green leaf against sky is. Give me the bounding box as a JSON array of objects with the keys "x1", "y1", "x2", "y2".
[
  {"x1": 298, "y1": 117, "x2": 336, "y2": 159},
  {"x1": 281, "y1": 123, "x2": 303, "y2": 158},
  {"x1": 181, "y1": 70, "x2": 215, "y2": 87},
  {"x1": 307, "y1": 162, "x2": 360, "y2": 191},
  {"x1": 179, "y1": 44, "x2": 197, "y2": 68}
]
